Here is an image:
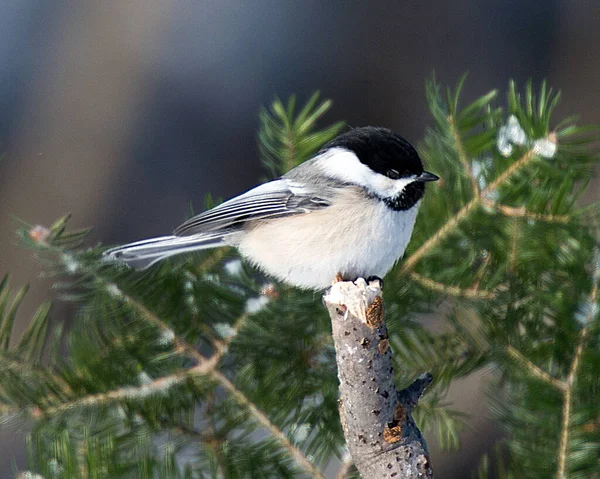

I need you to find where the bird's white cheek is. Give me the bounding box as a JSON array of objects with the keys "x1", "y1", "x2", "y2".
[
  {"x1": 314, "y1": 147, "x2": 415, "y2": 198},
  {"x1": 367, "y1": 175, "x2": 413, "y2": 199}
]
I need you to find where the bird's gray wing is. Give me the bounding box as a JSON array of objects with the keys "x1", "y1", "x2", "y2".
[{"x1": 173, "y1": 179, "x2": 332, "y2": 236}]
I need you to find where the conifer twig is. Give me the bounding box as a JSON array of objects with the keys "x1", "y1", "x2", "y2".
[
  {"x1": 409, "y1": 271, "x2": 495, "y2": 299},
  {"x1": 470, "y1": 251, "x2": 492, "y2": 291},
  {"x1": 448, "y1": 115, "x2": 479, "y2": 196},
  {"x1": 114, "y1": 286, "x2": 205, "y2": 363},
  {"x1": 506, "y1": 345, "x2": 564, "y2": 391},
  {"x1": 210, "y1": 313, "x2": 248, "y2": 359},
  {"x1": 211, "y1": 369, "x2": 326, "y2": 479},
  {"x1": 25, "y1": 349, "x2": 326, "y2": 478},
  {"x1": 103, "y1": 281, "x2": 325, "y2": 479},
  {"x1": 557, "y1": 280, "x2": 598, "y2": 479},
  {"x1": 401, "y1": 148, "x2": 538, "y2": 274},
  {"x1": 0, "y1": 353, "x2": 73, "y2": 397},
  {"x1": 509, "y1": 219, "x2": 519, "y2": 271},
  {"x1": 482, "y1": 199, "x2": 571, "y2": 223},
  {"x1": 29, "y1": 364, "x2": 210, "y2": 417},
  {"x1": 283, "y1": 128, "x2": 296, "y2": 174},
  {"x1": 324, "y1": 279, "x2": 434, "y2": 478},
  {"x1": 195, "y1": 248, "x2": 230, "y2": 274}
]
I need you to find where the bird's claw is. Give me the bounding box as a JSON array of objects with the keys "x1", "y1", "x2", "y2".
[{"x1": 366, "y1": 276, "x2": 384, "y2": 289}]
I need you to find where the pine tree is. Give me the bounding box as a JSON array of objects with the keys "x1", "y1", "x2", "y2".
[{"x1": 1, "y1": 80, "x2": 598, "y2": 478}]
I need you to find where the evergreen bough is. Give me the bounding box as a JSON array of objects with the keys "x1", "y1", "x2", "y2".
[{"x1": 0, "y1": 79, "x2": 597, "y2": 478}]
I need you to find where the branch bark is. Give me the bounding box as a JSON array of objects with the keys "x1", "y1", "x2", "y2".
[{"x1": 323, "y1": 278, "x2": 434, "y2": 479}]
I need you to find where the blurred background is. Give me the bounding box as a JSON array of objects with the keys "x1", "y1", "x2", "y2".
[{"x1": 1, "y1": 1, "x2": 599, "y2": 477}]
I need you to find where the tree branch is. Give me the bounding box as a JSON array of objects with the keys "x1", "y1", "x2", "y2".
[{"x1": 323, "y1": 279, "x2": 434, "y2": 478}]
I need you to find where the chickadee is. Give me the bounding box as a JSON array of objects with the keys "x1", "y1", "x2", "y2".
[{"x1": 104, "y1": 126, "x2": 438, "y2": 289}]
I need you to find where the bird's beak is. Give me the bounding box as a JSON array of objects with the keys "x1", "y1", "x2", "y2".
[{"x1": 416, "y1": 171, "x2": 439, "y2": 182}]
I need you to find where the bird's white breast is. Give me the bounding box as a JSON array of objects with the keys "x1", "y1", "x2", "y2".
[{"x1": 234, "y1": 189, "x2": 420, "y2": 289}]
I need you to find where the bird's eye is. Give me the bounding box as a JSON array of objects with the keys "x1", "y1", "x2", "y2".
[{"x1": 387, "y1": 169, "x2": 400, "y2": 180}]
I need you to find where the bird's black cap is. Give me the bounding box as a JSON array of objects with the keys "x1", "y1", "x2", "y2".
[
  {"x1": 322, "y1": 126, "x2": 438, "y2": 211},
  {"x1": 322, "y1": 126, "x2": 424, "y2": 179}
]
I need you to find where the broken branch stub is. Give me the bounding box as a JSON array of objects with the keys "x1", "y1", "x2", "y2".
[{"x1": 323, "y1": 278, "x2": 434, "y2": 479}]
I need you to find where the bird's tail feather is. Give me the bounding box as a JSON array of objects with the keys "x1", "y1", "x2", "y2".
[{"x1": 103, "y1": 235, "x2": 225, "y2": 270}]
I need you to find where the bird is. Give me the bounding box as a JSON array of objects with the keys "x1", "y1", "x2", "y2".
[{"x1": 103, "y1": 126, "x2": 438, "y2": 290}]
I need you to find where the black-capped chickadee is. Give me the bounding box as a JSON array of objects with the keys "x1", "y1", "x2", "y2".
[{"x1": 104, "y1": 126, "x2": 438, "y2": 289}]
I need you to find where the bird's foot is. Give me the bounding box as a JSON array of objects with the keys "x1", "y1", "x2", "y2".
[
  {"x1": 366, "y1": 276, "x2": 384, "y2": 289},
  {"x1": 331, "y1": 274, "x2": 383, "y2": 289}
]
